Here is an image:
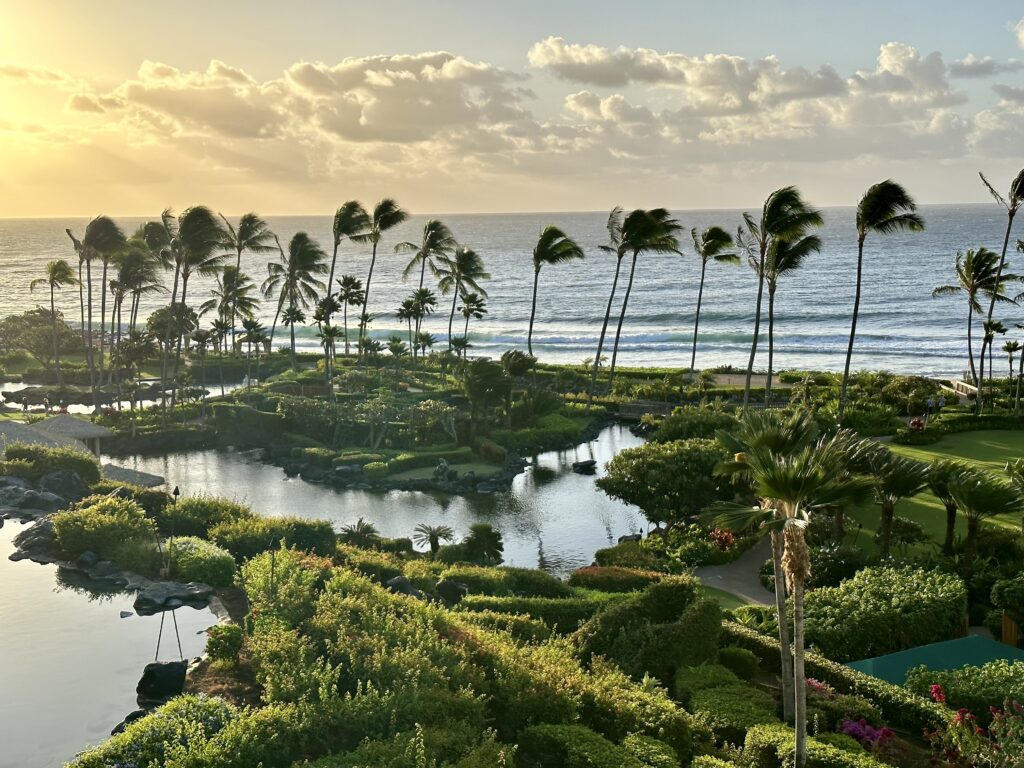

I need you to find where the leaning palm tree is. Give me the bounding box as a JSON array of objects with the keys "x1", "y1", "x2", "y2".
[
  {"x1": 932, "y1": 248, "x2": 1017, "y2": 385},
  {"x1": 587, "y1": 207, "x2": 626, "y2": 407},
  {"x1": 263, "y1": 232, "x2": 328, "y2": 355},
  {"x1": 928, "y1": 459, "x2": 970, "y2": 555},
  {"x1": 687, "y1": 225, "x2": 739, "y2": 376},
  {"x1": 529, "y1": 226, "x2": 585, "y2": 356},
  {"x1": 281, "y1": 306, "x2": 306, "y2": 371},
  {"x1": 838, "y1": 181, "x2": 924, "y2": 420},
  {"x1": 335, "y1": 275, "x2": 364, "y2": 356},
  {"x1": 977, "y1": 168, "x2": 1024, "y2": 412},
  {"x1": 412, "y1": 523, "x2": 455, "y2": 556},
  {"x1": 396, "y1": 218, "x2": 456, "y2": 290},
  {"x1": 437, "y1": 247, "x2": 490, "y2": 350},
  {"x1": 458, "y1": 292, "x2": 487, "y2": 340},
  {"x1": 29, "y1": 259, "x2": 78, "y2": 387},
  {"x1": 351, "y1": 199, "x2": 407, "y2": 352},
  {"x1": 608, "y1": 209, "x2": 682, "y2": 388},
  {"x1": 738, "y1": 188, "x2": 823, "y2": 409},
  {"x1": 950, "y1": 469, "x2": 1022, "y2": 576},
  {"x1": 327, "y1": 201, "x2": 369, "y2": 320},
  {"x1": 219, "y1": 212, "x2": 275, "y2": 347}
]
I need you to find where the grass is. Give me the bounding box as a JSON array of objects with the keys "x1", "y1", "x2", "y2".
[{"x1": 699, "y1": 585, "x2": 750, "y2": 611}]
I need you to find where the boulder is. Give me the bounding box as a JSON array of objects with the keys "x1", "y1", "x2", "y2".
[
  {"x1": 111, "y1": 708, "x2": 148, "y2": 735},
  {"x1": 39, "y1": 470, "x2": 91, "y2": 503},
  {"x1": 12, "y1": 519, "x2": 56, "y2": 560},
  {"x1": 617, "y1": 533, "x2": 643, "y2": 544},
  {"x1": 134, "y1": 581, "x2": 214, "y2": 616},
  {"x1": 384, "y1": 575, "x2": 425, "y2": 601},
  {"x1": 436, "y1": 579, "x2": 469, "y2": 606},
  {"x1": 136, "y1": 660, "x2": 188, "y2": 705},
  {"x1": 75, "y1": 550, "x2": 99, "y2": 569}
]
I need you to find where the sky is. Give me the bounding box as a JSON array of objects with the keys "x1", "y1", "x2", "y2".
[{"x1": 1, "y1": 1, "x2": 1023, "y2": 216}]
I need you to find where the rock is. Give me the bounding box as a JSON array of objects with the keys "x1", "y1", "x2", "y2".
[
  {"x1": 238, "y1": 448, "x2": 266, "y2": 462},
  {"x1": 136, "y1": 660, "x2": 187, "y2": 705},
  {"x1": 436, "y1": 579, "x2": 468, "y2": 606},
  {"x1": 37, "y1": 491, "x2": 66, "y2": 511},
  {"x1": 446, "y1": 469, "x2": 459, "y2": 482},
  {"x1": 119, "y1": 610, "x2": 133, "y2": 619},
  {"x1": 110, "y1": 708, "x2": 148, "y2": 735},
  {"x1": 385, "y1": 575, "x2": 414, "y2": 595},
  {"x1": 0, "y1": 476, "x2": 29, "y2": 489},
  {"x1": 12, "y1": 518, "x2": 56, "y2": 558},
  {"x1": 572, "y1": 459, "x2": 597, "y2": 474},
  {"x1": 39, "y1": 470, "x2": 91, "y2": 503},
  {"x1": 75, "y1": 550, "x2": 99, "y2": 569},
  {"x1": 134, "y1": 581, "x2": 214, "y2": 616},
  {"x1": 89, "y1": 560, "x2": 123, "y2": 579},
  {"x1": 617, "y1": 533, "x2": 642, "y2": 543}
]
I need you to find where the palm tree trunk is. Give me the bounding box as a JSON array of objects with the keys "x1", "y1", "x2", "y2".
[
  {"x1": 290, "y1": 320, "x2": 297, "y2": 371},
  {"x1": 979, "y1": 211, "x2": 1018, "y2": 414},
  {"x1": 839, "y1": 238, "x2": 866, "y2": 421},
  {"x1": 608, "y1": 253, "x2": 639, "y2": 390},
  {"x1": 199, "y1": 349, "x2": 207, "y2": 419},
  {"x1": 86, "y1": 259, "x2": 98, "y2": 412},
  {"x1": 327, "y1": 239, "x2": 340, "y2": 318},
  {"x1": 78, "y1": 260, "x2": 86, "y2": 345},
  {"x1": 50, "y1": 286, "x2": 62, "y2": 388},
  {"x1": 161, "y1": 264, "x2": 181, "y2": 423},
  {"x1": 793, "y1": 577, "x2": 808, "y2": 768},
  {"x1": 772, "y1": 532, "x2": 795, "y2": 722},
  {"x1": 447, "y1": 280, "x2": 461, "y2": 350},
  {"x1": 689, "y1": 260, "x2": 708, "y2": 376},
  {"x1": 766, "y1": 284, "x2": 776, "y2": 406},
  {"x1": 169, "y1": 276, "x2": 189, "y2": 413},
  {"x1": 528, "y1": 267, "x2": 540, "y2": 357},
  {"x1": 742, "y1": 252, "x2": 767, "y2": 410},
  {"x1": 879, "y1": 501, "x2": 894, "y2": 557},
  {"x1": 232, "y1": 245, "x2": 242, "y2": 354},
  {"x1": 966, "y1": 303, "x2": 977, "y2": 385},
  {"x1": 99, "y1": 257, "x2": 109, "y2": 379},
  {"x1": 219, "y1": 345, "x2": 225, "y2": 397},
  {"x1": 587, "y1": 256, "x2": 623, "y2": 410},
  {"x1": 942, "y1": 502, "x2": 957, "y2": 555},
  {"x1": 361, "y1": 241, "x2": 379, "y2": 358},
  {"x1": 1015, "y1": 345, "x2": 1023, "y2": 414},
  {"x1": 964, "y1": 517, "x2": 980, "y2": 577},
  {"x1": 343, "y1": 302, "x2": 349, "y2": 356}
]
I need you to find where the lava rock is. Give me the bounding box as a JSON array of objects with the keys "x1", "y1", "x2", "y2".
[
  {"x1": 136, "y1": 660, "x2": 187, "y2": 705},
  {"x1": 617, "y1": 533, "x2": 643, "y2": 543},
  {"x1": 111, "y1": 708, "x2": 148, "y2": 735},
  {"x1": 75, "y1": 550, "x2": 99, "y2": 569},
  {"x1": 39, "y1": 470, "x2": 91, "y2": 503},
  {"x1": 134, "y1": 581, "x2": 214, "y2": 616},
  {"x1": 436, "y1": 579, "x2": 469, "y2": 606}
]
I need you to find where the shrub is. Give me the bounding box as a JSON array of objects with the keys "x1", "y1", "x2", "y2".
[
  {"x1": 333, "y1": 451, "x2": 387, "y2": 466},
  {"x1": 493, "y1": 413, "x2": 585, "y2": 453},
  {"x1": 650, "y1": 405, "x2": 739, "y2": 442},
  {"x1": 334, "y1": 544, "x2": 404, "y2": 583},
  {"x1": 89, "y1": 480, "x2": 171, "y2": 516},
  {"x1": 363, "y1": 461, "x2": 389, "y2": 478},
  {"x1": 206, "y1": 623, "x2": 244, "y2": 663},
  {"x1": 691, "y1": 683, "x2": 779, "y2": 745},
  {"x1": 242, "y1": 548, "x2": 332, "y2": 627},
  {"x1": 158, "y1": 495, "x2": 253, "y2": 538},
  {"x1": 388, "y1": 446, "x2": 475, "y2": 473},
  {"x1": 568, "y1": 566, "x2": 663, "y2": 592},
  {"x1": 691, "y1": 758, "x2": 739, "y2": 768},
  {"x1": 166, "y1": 536, "x2": 236, "y2": 587},
  {"x1": 210, "y1": 516, "x2": 336, "y2": 561},
  {"x1": 717, "y1": 646, "x2": 760, "y2": 681},
  {"x1": 744, "y1": 723, "x2": 890, "y2": 768},
  {"x1": 991, "y1": 572, "x2": 1024, "y2": 613},
  {"x1": 298, "y1": 446, "x2": 337, "y2": 468},
  {"x1": 803, "y1": 567, "x2": 967, "y2": 661},
  {"x1": 505, "y1": 566, "x2": 572, "y2": 598},
  {"x1": 906, "y1": 659, "x2": 1024, "y2": 724},
  {"x1": 674, "y1": 663, "x2": 741, "y2": 705},
  {"x1": 3, "y1": 442, "x2": 101, "y2": 483},
  {"x1": 51, "y1": 496, "x2": 153, "y2": 559},
  {"x1": 593, "y1": 541, "x2": 666, "y2": 571},
  {"x1": 621, "y1": 734, "x2": 679, "y2": 768},
  {"x1": 441, "y1": 565, "x2": 512, "y2": 595},
  {"x1": 210, "y1": 402, "x2": 285, "y2": 445},
  {"x1": 458, "y1": 592, "x2": 623, "y2": 632},
  {"x1": 0, "y1": 458, "x2": 33, "y2": 478},
  {"x1": 456, "y1": 610, "x2": 553, "y2": 643},
  {"x1": 517, "y1": 724, "x2": 645, "y2": 768},
  {"x1": 473, "y1": 437, "x2": 507, "y2": 464}
]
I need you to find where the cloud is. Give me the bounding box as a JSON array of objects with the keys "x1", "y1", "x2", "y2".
[
  {"x1": 948, "y1": 53, "x2": 1023, "y2": 77},
  {"x1": 0, "y1": 63, "x2": 79, "y2": 88},
  {"x1": 993, "y1": 83, "x2": 1024, "y2": 104}
]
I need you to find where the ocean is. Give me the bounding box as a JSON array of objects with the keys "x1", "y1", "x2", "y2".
[{"x1": 0, "y1": 205, "x2": 1019, "y2": 378}]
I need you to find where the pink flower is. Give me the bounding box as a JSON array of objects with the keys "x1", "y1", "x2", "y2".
[{"x1": 930, "y1": 684, "x2": 946, "y2": 703}]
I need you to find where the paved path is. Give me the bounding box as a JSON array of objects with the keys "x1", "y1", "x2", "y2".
[{"x1": 694, "y1": 537, "x2": 773, "y2": 606}]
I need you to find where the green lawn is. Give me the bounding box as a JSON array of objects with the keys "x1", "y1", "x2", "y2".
[{"x1": 699, "y1": 585, "x2": 750, "y2": 611}]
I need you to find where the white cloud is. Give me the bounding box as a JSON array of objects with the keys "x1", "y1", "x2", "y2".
[
  {"x1": 0, "y1": 63, "x2": 79, "y2": 88},
  {"x1": 948, "y1": 53, "x2": 1024, "y2": 77}
]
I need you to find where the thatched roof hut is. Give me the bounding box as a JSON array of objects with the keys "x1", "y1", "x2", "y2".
[
  {"x1": 0, "y1": 420, "x2": 88, "y2": 452},
  {"x1": 33, "y1": 414, "x2": 113, "y2": 455}
]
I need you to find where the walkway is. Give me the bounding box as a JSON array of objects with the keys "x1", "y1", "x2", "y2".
[{"x1": 694, "y1": 537, "x2": 772, "y2": 606}]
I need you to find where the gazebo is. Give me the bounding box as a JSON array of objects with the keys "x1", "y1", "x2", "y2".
[
  {"x1": 0, "y1": 420, "x2": 88, "y2": 452},
  {"x1": 33, "y1": 414, "x2": 113, "y2": 456}
]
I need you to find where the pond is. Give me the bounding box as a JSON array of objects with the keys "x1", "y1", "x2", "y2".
[
  {"x1": 0, "y1": 522, "x2": 216, "y2": 768},
  {"x1": 107, "y1": 424, "x2": 648, "y2": 575}
]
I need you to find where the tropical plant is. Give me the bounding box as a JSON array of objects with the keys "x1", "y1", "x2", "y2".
[
  {"x1": 1004, "y1": 340, "x2": 1021, "y2": 385},
  {"x1": 190, "y1": 328, "x2": 214, "y2": 417},
  {"x1": 838, "y1": 181, "x2": 924, "y2": 420},
  {"x1": 351, "y1": 199, "x2": 407, "y2": 352},
  {"x1": 738, "y1": 188, "x2": 822, "y2": 408},
  {"x1": 316, "y1": 323, "x2": 343, "y2": 394},
  {"x1": 396, "y1": 218, "x2": 456, "y2": 292},
  {"x1": 219, "y1": 212, "x2": 275, "y2": 347},
  {"x1": 281, "y1": 306, "x2": 306, "y2": 371},
  {"x1": 528, "y1": 226, "x2": 584, "y2": 356},
  {"x1": 327, "y1": 201, "x2": 369, "y2": 320},
  {"x1": 412, "y1": 523, "x2": 455, "y2": 556},
  {"x1": 687, "y1": 226, "x2": 739, "y2": 375},
  {"x1": 436, "y1": 247, "x2": 490, "y2": 350},
  {"x1": 982, "y1": 319, "x2": 1008, "y2": 406},
  {"x1": 587, "y1": 207, "x2": 626, "y2": 406},
  {"x1": 860, "y1": 448, "x2": 930, "y2": 557},
  {"x1": 949, "y1": 469, "x2": 1023, "y2": 576},
  {"x1": 29, "y1": 259, "x2": 78, "y2": 386},
  {"x1": 458, "y1": 291, "x2": 487, "y2": 342},
  {"x1": 116, "y1": 330, "x2": 157, "y2": 435},
  {"x1": 396, "y1": 297, "x2": 417, "y2": 354},
  {"x1": 408, "y1": 288, "x2": 439, "y2": 352},
  {"x1": 263, "y1": 232, "x2": 327, "y2": 354},
  {"x1": 928, "y1": 459, "x2": 970, "y2": 556},
  {"x1": 500, "y1": 349, "x2": 536, "y2": 427},
  {"x1": 199, "y1": 266, "x2": 260, "y2": 331},
  {"x1": 462, "y1": 522, "x2": 504, "y2": 566},
  {"x1": 338, "y1": 517, "x2": 380, "y2": 548},
  {"x1": 335, "y1": 274, "x2": 364, "y2": 356},
  {"x1": 462, "y1": 359, "x2": 506, "y2": 439}
]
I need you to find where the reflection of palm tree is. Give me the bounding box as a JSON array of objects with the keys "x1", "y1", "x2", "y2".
[
  {"x1": 413, "y1": 523, "x2": 454, "y2": 556},
  {"x1": 688, "y1": 226, "x2": 738, "y2": 376},
  {"x1": 30, "y1": 259, "x2": 78, "y2": 387},
  {"x1": 529, "y1": 226, "x2": 584, "y2": 357},
  {"x1": 335, "y1": 275, "x2": 364, "y2": 356}
]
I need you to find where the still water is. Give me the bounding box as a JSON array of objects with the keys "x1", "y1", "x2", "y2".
[{"x1": 0, "y1": 522, "x2": 215, "y2": 768}]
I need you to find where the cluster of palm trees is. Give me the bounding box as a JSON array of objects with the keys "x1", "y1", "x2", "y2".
[{"x1": 711, "y1": 408, "x2": 1021, "y2": 767}]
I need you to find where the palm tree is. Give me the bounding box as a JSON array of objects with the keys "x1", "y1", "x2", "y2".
[
  {"x1": 397, "y1": 298, "x2": 417, "y2": 354},
  {"x1": 1014, "y1": 324, "x2": 1024, "y2": 414},
  {"x1": 982, "y1": 319, "x2": 1008, "y2": 408},
  {"x1": 409, "y1": 288, "x2": 438, "y2": 353},
  {"x1": 117, "y1": 330, "x2": 157, "y2": 436},
  {"x1": 210, "y1": 317, "x2": 232, "y2": 395},
  {"x1": 386, "y1": 335, "x2": 408, "y2": 381},
  {"x1": 437, "y1": 247, "x2": 490, "y2": 350},
  {"x1": 861, "y1": 448, "x2": 930, "y2": 557},
  {"x1": 608, "y1": 209, "x2": 682, "y2": 388},
  {"x1": 240, "y1": 318, "x2": 267, "y2": 385},
  {"x1": 1004, "y1": 340, "x2": 1021, "y2": 385},
  {"x1": 316, "y1": 323, "x2": 343, "y2": 394},
  {"x1": 738, "y1": 188, "x2": 823, "y2": 409},
  {"x1": 397, "y1": 218, "x2": 456, "y2": 289},
  {"x1": 928, "y1": 459, "x2": 970, "y2": 555},
  {"x1": 412, "y1": 523, "x2": 454, "y2": 556},
  {"x1": 838, "y1": 181, "x2": 924, "y2": 420},
  {"x1": 688, "y1": 226, "x2": 739, "y2": 376},
  {"x1": 529, "y1": 226, "x2": 585, "y2": 357},
  {"x1": 763, "y1": 234, "x2": 821, "y2": 404},
  {"x1": 587, "y1": 207, "x2": 626, "y2": 407},
  {"x1": 281, "y1": 306, "x2": 306, "y2": 371},
  {"x1": 458, "y1": 292, "x2": 487, "y2": 341},
  {"x1": 263, "y1": 232, "x2": 328, "y2": 357},
  {"x1": 335, "y1": 275, "x2": 364, "y2": 356},
  {"x1": 339, "y1": 517, "x2": 380, "y2": 547},
  {"x1": 463, "y1": 522, "x2": 504, "y2": 566},
  {"x1": 451, "y1": 336, "x2": 471, "y2": 359},
  {"x1": 219, "y1": 212, "x2": 275, "y2": 348},
  {"x1": 950, "y1": 470, "x2": 1022, "y2": 576},
  {"x1": 199, "y1": 266, "x2": 260, "y2": 327},
  {"x1": 977, "y1": 169, "x2": 1024, "y2": 412},
  {"x1": 65, "y1": 216, "x2": 126, "y2": 409},
  {"x1": 327, "y1": 202, "x2": 369, "y2": 321},
  {"x1": 932, "y1": 248, "x2": 1017, "y2": 385},
  {"x1": 351, "y1": 199, "x2": 407, "y2": 351},
  {"x1": 190, "y1": 328, "x2": 214, "y2": 417},
  {"x1": 29, "y1": 259, "x2": 78, "y2": 387},
  {"x1": 415, "y1": 331, "x2": 436, "y2": 358},
  {"x1": 501, "y1": 349, "x2": 536, "y2": 428}
]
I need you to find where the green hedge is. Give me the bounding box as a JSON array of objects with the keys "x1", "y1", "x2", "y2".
[
  {"x1": 211, "y1": 402, "x2": 285, "y2": 446},
  {"x1": 441, "y1": 564, "x2": 571, "y2": 598},
  {"x1": 717, "y1": 646, "x2": 759, "y2": 681},
  {"x1": 457, "y1": 591, "x2": 623, "y2": 631},
  {"x1": 674, "y1": 664, "x2": 740, "y2": 706},
  {"x1": 333, "y1": 545, "x2": 404, "y2": 583},
  {"x1": 721, "y1": 622, "x2": 948, "y2": 735},
  {"x1": 388, "y1": 446, "x2": 474, "y2": 473},
  {"x1": 166, "y1": 536, "x2": 236, "y2": 587},
  {"x1": 206, "y1": 623, "x2": 243, "y2": 663},
  {"x1": 455, "y1": 610, "x2": 553, "y2": 643},
  {"x1": 905, "y1": 659, "x2": 1024, "y2": 724},
  {"x1": 472, "y1": 437, "x2": 507, "y2": 464},
  {"x1": 803, "y1": 567, "x2": 967, "y2": 661},
  {"x1": 51, "y1": 496, "x2": 153, "y2": 559},
  {"x1": 568, "y1": 566, "x2": 663, "y2": 592},
  {"x1": 158, "y1": 495, "x2": 253, "y2": 538},
  {"x1": 691, "y1": 683, "x2": 779, "y2": 745},
  {"x1": 210, "y1": 516, "x2": 336, "y2": 561},
  {"x1": 744, "y1": 723, "x2": 890, "y2": 768},
  {"x1": 593, "y1": 541, "x2": 667, "y2": 571},
  {"x1": 3, "y1": 442, "x2": 101, "y2": 483},
  {"x1": 89, "y1": 480, "x2": 171, "y2": 516},
  {"x1": 492, "y1": 413, "x2": 585, "y2": 453},
  {"x1": 517, "y1": 724, "x2": 645, "y2": 768}
]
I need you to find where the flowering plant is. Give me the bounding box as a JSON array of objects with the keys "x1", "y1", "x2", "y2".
[
  {"x1": 927, "y1": 686, "x2": 1024, "y2": 767},
  {"x1": 840, "y1": 718, "x2": 895, "y2": 750}
]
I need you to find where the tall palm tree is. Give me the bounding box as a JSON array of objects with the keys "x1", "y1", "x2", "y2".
[
  {"x1": 316, "y1": 323, "x2": 343, "y2": 395},
  {"x1": 117, "y1": 329, "x2": 157, "y2": 436},
  {"x1": 977, "y1": 169, "x2": 1024, "y2": 412},
  {"x1": 190, "y1": 328, "x2": 214, "y2": 417},
  {"x1": 396, "y1": 218, "x2": 456, "y2": 291},
  {"x1": 861, "y1": 448, "x2": 930, "y2": 557},
  {"x1": 351, "y1": 199, "x2": 407, "y2": 352},
  {"x1": 29, "y1": 259, "x2": 78, "y2": 387},
  {"x1": 240, "y1": 318, "x2": 268, "y2": 385},
  {"x1": 397, "y1": 298, "x2": 417, "y2": 354},
  {"x1": 199, "y1": 266, "x2": 259, "y2": 326},
  {"x1": 437, "y1": 247, "x2": 490, "y2": 350},
  {"x1": 932, "y1": 249, "x2": 1018, "y2": 385},
  {"x1": 263, "y1": 232, "x2": 328, "y2": 355},
  {"x1": 219, "y1": 213, "x2": 275, "y2": 349},
  {"x1": 408, "y1": 288, "x2": 438, "y2": 353},
  {"x1": 950, "y1": 470, "x2": 1022, "y2": 576},
  {"x1": 117, "y1": 234, "x2": 163, "y2": 335},
  {"x1": 327, "y1": 202, "x2": 369, "y2": 322},
  {"x1": 458, "y1": 292, "x2": 488, "y2": 340},
  {"x1": 281, "y1": 306, "x2": 306, "y2": 371},
  {"x1": 587, "y1": 207, "x2": 626, "y2": 408},
  {"x1": 688, "y1": 226, "x2": 739, "y2": 376},
  {"x1": 335, "y1": 275, "x2": 364, "y2": 356},
  {"x1": 412, "y1": 523, "x2": 454, "y2": 556},
  {"x1": 529, "y1": 226, "x2": 585, "y2": 357},
  {"x1": 762, "y1": 234, "x2": 821, "y2": 404},
  {"x1": 838, "y1": 181, "x2": 924, "y2": 420},
  {"x1": 981, "y1": 319, "x2": 1008, "y2": 409},
  {"x1": 501, "y1": 349, "x2": 536, "y2": 428},
  {"x1": 65, "y1": 216, "x2": 126, "y2": 409},
  {"x1": 738, "y1": 188, "x2": 822, "y2": 409},
  {"x1": 608, "y1": 209, "x2": 682, "y2": 388},
  {"x1": 928, "y1": 459, "x2": 970, "y2": 555},
  {"x1": 210, "y1": 317, "x2": 232, "y2": 395},
  {"x1": 1004, "y1": 340, "x2": 1021, "y2": 384}
]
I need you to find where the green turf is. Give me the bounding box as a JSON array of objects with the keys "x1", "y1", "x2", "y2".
[{"x1": 699, "y1": 585, "x2": 750, "y2": 611}]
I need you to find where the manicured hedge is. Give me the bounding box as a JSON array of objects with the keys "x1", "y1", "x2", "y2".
[
  {"x1": 166, "y1": 536, "x2": 236, "y2": 587},
  {"x1": 803, "y1": 567, "x2": 967, "y2": 661},
  {"x1": 333, "y1": 544, "x2": 404, "y2": 583},
  {"x1": 674, "y1": 664, "x2": 740, "y2": 705},
  {"x1": 593, "y1": 541, "x2": 667, "y2": 571},
  {"x1": 458, "y1": 591, "x2": 622, "y2": 631},
  {"x1": 89, "y1": 480, "x2": 171, "y2": 516},
  {"x1": 3, "y1": 442, "x2": 101, "y2": 483},
  {"x1": 691, "y1": 683, "x2": 779, "y2": 745},
  {"x1": 517, "y1": 724, "x2": 645, "y2": 768},
  {"x1": 455, "y1": 610, "x2": 553, "y2": 643},
  {"x1": 744, "y1": 723, "x2": 890, "y2": 768},
  {"x1": 717, "y1": 646, "x2": 759, "y2": 681},
  {"x1": 158, "y1": 495, "x2": 253, "y2": 538},
  {"x1": 210, "y1": 516, "x2": 336, "y2": 561},
  {"x1": 905, "y1": 659, "x2": 1024, "y2": 724},
  {"x1": 568, "y1": 565, "x2": 663, "y2": 592},
  {"x1": 649, "y1": 405, "x2": 739, "y2": 442},
  {"x1": 210, "y1": 403, "x2": 285, "y2": 445},
  {"x1": 388, "y1": 446, "x2": 474, "y2": 473},
  {"x1": 206, "y1": 623, "x2": 243, "y2": 663},
  {"x1": 51, "y1": 496, "x2": 153, "y2": 559},
  {"x1": 441, "y1": 564, "x2": 571, "y2": 599}
]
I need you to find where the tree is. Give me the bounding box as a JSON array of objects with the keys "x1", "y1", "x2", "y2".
[
  {"x1": 463, "y1": 523, "x2": 504, "y2": 566},
  {"x1": 219, "y1": 212, "x2": 275, "y2": 349},
  {"x1": 982, "y1": 319, "x2": 1008, "y2": 408},
  {"x1": 281, "y1": 306, "x2": 306, "y2": 371},
  {"x1": 462, "y1": 359, "x2": 506, "y2": 439},
  {"x1": 1004, "y1": 340, "x2": 1021, "y2": 386},
  {"x1": 928, "y1": 459, "x2": 970, "y2": 555},
  {"x1": 395, "y1": 219, "x2": 456, "y2": 343},
  {"x1": 351, "y1": 199, "x2": 407, "y2": 353},
  {"x1": 263, "y1": 232, "x2": 328, "y2": 354},
  {"x1": 738, "y1": 188, "x2": 823, "y2": 409},
  {"x1": 436, "y1": 247, "x2": 490, "y2": 350},
  {"x1": 339, "y1": 517, "x2": 380, "y2": 548},
  {"x1": 608, "y1": 209, "x2": 682, "y2": 388},
  {"x1": 408, "y1": 288, "x2": 439, "y2": 353},
  {"x1": 529, "y1": 226, "x2": 584, "y2": 356},
  {"x1": 327, "y1": 201, "x2": 369, "y2": 322},
  {"x1": 29, "y1": 259, "x2": 78, "y2": 386},
  {"x1": 317, "y1": 323, "x2": 343, "y2": 395},
  {"x1": 838, "y1": 181, "x2": 924, "y2": 420},
  {"x1": 932, "y1": 249, "x2": 1018, "y2": 385},
  {"x1": 240, "y1": 318, "x2": 268, "y2": 385},
  {"x1": 117, "y1": 330, "x2": 157, "y2": 436},
  {"x1": 861, "y1": 448, "x2": 930, "y2": 557},
  {"x1": 413, "y1": 523, "x2": 454, "y2": 556},
  {"x1": 587, "y1": 207, "x2": 626, "y2": 407},
  {"x1": 500, "y1": 349, "x2": 536, "y2": 428},
  {"x1": 458, "y1": 292, "x2": 487, "y2": 343},
  {"x1": 597, "y1": 438, "x2": 730, "y2": 528},
  {"x1": 396, "y1": 298, "x2": 417, "y2": 353},
  {"x1": 335, "y1": 275, "x2": 364, "y2": 356},
  {"x1": 950, "y1": 470, "x2": 1022, "y2": 576},
  {"x1": 190, "y1": 328, "x2": 214, "y2": 417},
  {"x1": 199, "y1": 266, "x2": 260, "y2": 331},
  {"x1": 687, "y1": 226, "x2": 739, "y2": 376},
  {"x1": 977, "y1": 168, "x2": 1024, "y2": 413},
  {"x1": 210, "y1": 317, "x2": 232, "y2": 395}
]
